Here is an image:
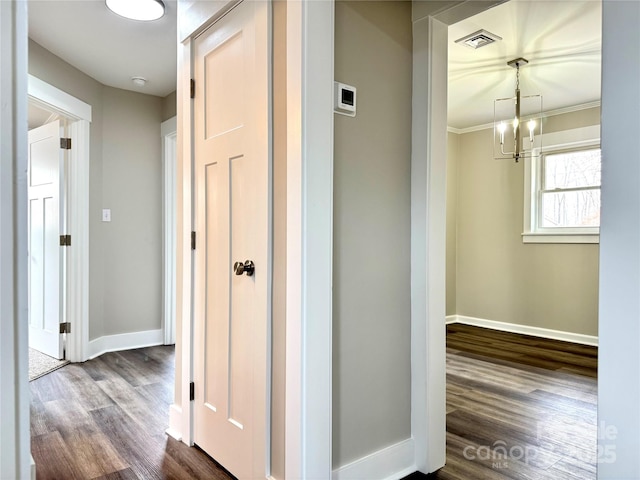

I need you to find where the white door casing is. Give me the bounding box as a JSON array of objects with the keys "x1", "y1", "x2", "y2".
[
  {"x1": 28, "y1": 75, "x2": 92, "y2": 363},
  {"x1": 28, "y1": 120, "x2": 64, "y2": 359},
  {"x1": 162, "y1": 116, "x2": 177, "y2": 346},
  {"x1": 192, "y1": 1, "x2": 271, "y2": 479}
]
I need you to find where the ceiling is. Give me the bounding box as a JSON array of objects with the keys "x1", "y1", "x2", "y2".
[
  {"x1": 448, "y1": 0, "x2": 602, "y2": 130},
  {"x1": 28, "y1": 0, "x2": 177, "y2": 98},
  {"x1": 27, "y1": 0, "x2": 601, "y2": 130}
]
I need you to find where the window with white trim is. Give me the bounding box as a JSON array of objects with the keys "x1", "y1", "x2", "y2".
[{"x1": 523, "y1": 126, "x2": 601, "y2": 244}]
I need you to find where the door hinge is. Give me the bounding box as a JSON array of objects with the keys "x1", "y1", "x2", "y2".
[
  {"x1": 190, "y1": 79, "x2": 195, "y2": 99},
  {"x1": 191, "y1": 231, "x2": 196, "y2": 250},
  {"x1": 59, "y1": 322, "x2": 71, "y2": 334},
  {"x1": 60, "y1": 138, "x2": 71, "y2": 150},
  {"x1": 59, "y1": 234, "x2": 71, "y2": 246},
  {"x1": 189, "y1": 382, "x2": 195, "y2": 401}
]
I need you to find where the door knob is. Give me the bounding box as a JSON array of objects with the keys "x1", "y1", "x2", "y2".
[{"x1": 233, "y1": 260, "x2": 255, "y2": 277}]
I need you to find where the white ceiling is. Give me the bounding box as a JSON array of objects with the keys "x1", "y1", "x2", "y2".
[
  {"x1": 448, "y1": 0, "x2": 602, "y2": 130},
  {"x1": 27, "y1": 0, "x2": 601, "y2": 129},
  {"x1": 28, "y1": 0, "x2": 177, "y2": 98}
]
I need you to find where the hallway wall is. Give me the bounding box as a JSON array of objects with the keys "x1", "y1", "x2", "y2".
[
  {"x1": 29, "y1": 39, "x2": 164, "y2": 342},
  {"x1": 333, "y1": 0, "x2": 413, "y2": 468}
]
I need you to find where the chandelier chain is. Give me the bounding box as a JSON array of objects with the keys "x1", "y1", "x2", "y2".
[{"x1": 516, "y1": 65, "x2": 520, "y2": 91}]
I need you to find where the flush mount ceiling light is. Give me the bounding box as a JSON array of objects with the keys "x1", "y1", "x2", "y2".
[
  {"x1": 455, "y1": 29, "x2": 502, "y2": 49},
  {"x1": 494, "y1": 58, "x2": 543, "y2": 162},
  {"x1": 106, "y1": 0, "x2": 165, "y2": 21}
]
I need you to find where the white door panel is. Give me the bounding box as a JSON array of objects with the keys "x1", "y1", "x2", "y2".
[
  {"x1": 28, "y1": 120, "x2": 64, "y2": 359},
  {"x1": 193, "y1": 1, "x2": 270, "y2": 478}
]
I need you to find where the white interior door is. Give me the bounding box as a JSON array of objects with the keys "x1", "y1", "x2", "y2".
[
  {"x1": 28, "y1": 120, "x2": 65, "y2": 359},
  {"x1": 192, "y1": 1, "x2": 270, "y2": 479}
]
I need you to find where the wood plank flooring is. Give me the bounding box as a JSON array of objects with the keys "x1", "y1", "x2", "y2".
[
  {"x1": 31, "y1": 325, "x2": 597, "y2": 480},
  {"x1": 30, "y1": 346, "x2": 233, "y2": 480},
  {"x1": 408, "y1": 323, "x2": 598, "y2": 480}
]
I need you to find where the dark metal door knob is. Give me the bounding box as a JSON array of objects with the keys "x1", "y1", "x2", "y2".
[{"x1": 233, "y1": 260, "x2": 255, "y2": 277}]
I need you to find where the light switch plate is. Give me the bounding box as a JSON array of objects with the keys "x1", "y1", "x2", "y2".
[{"x1": 102, "y1": 209, "x2": 111, "y2": 222}]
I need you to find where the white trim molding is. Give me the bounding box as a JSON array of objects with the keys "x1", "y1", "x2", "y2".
[
  {"x1": 332, "y1": 439, "x2": 416, "y2": 480},
  {"x1": 285, "y1": 1, "x2": 334, "y2": 477},
  {"x1": 161, "y1": 116, "x2": 177, "y2": 346},
  {"x1": 88, "y1": 329, "x2": 164, "y2": 359},
  {"x1": 28, "y1": 75, "x2": 92, "y2": 363},
  {"x1": 28, "y1": 75, "x2": 92, "y2": 122},
  {"x1": 448, "y1": 315, "x2": 598, "y2": 346},
  {"x1": 0, "y1": 2, "x2": 31, "y2": 477},
  {"x1": 166, "y1": 404, "x2": 183, "y2": 441},
  {"x1": 447, "y1": 101, "x2": 601, "y2": 135},
  {"x1": 411, "y1": 12, "x2": 448, "y2": 474}
]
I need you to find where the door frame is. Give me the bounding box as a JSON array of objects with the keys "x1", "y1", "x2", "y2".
[
  {"x1": 161, "y1": 116, "x2": 177, "y2": 346},
  {"x1": 28, "y1": 74, "x2": 91, "y2": 363},
  {"x1": 175, "y1": 0, "x2": 334, "y2": 476}
]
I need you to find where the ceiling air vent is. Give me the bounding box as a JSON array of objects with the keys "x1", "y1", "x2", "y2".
[{"x1": 455, "y1": 29, "x2": 502, "y2": 49}]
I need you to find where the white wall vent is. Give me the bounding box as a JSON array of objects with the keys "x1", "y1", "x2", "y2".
[{"x1": 455, "y1": 29, "x2": 502, "y2": 49}]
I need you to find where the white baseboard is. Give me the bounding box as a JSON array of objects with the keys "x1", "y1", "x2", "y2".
[
  {"x1": 332, "y1": 438, "x2": 416, "y2": 480},
  {"x1": 166, "y1": 404, "x2": 183, "y2": 441},
  {"x1": 448, "y1": 315, "x2": 598, "y2": 346},
  {"x1": 88, "y1": 329, "x2": 164, "y2": 359},
  {"x1": 445, "y1": 315, "x2": 457, "y2": 325}
]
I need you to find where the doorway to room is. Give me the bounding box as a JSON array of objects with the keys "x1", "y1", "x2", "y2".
[{"x1": 443, "y1": 0, "x2": 601, "y2": 477}]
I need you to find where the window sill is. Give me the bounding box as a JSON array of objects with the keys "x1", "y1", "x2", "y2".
[{"x1": 522, "y1": 232, "x2": 600, "y2": 244}]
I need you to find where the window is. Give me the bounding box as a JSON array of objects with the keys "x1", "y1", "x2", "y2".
[{"x1": 523, "y1": 125, "x2": 601, "y2": 243}]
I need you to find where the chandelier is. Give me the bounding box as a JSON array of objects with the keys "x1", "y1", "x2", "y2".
[{"x1": 494, "y1": 58, "x2": 542, "y2": 162}]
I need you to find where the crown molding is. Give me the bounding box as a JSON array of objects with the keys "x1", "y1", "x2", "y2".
[{"x1": 447, "y1": 101, "x2": 601, "y2": 135}]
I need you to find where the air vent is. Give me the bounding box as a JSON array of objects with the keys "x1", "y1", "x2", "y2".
[{"x1": 455, "y1": 29, "x2": 502, "y2": 49}]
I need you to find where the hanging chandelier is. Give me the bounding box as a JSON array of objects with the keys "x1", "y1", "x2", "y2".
[{"x1": 494, "y1": 58, "x2": 543, "y2": 162}]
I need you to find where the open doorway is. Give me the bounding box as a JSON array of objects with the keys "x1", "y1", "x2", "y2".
[
  {"x1": 27, "y1": 76, "x2": 92, "y2": 369},
  {"x1": 443, "y1": 0, "x2": 601, "y2": 477}
]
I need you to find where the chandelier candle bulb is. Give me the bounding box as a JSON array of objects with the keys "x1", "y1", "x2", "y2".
[
  {"x1": 528, "y1": 119, "x2": 536, "y2": 142},
  {"x1": 498, "y1": 122, "x2": 506, "y2": 144}
]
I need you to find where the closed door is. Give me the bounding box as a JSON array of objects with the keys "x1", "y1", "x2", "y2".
[
  {"x1": 28, "y1": 120, "x2": 64, "y2": 359},
  {"x1": 192, "y1": 1, "x2": 270, "y2": 478}
]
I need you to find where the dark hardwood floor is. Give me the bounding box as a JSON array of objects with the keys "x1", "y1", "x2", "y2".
[
  {"x1": 31, "y1": 325, "x2": 597, "y2": 480},
  {"x1": 408, "y1": 324, "x2": 598, "y2": 480},
  {"x1": 30, "y1": 346, "x2": 233, "y2": 480}
]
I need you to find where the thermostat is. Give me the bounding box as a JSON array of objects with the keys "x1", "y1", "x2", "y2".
[{"x1": 334, "y1": 82, "x2": 356, "y2": 117}]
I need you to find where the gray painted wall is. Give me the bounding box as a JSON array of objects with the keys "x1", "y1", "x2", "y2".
[
  {"x1": 162, "y1": 91, "x2": 176, "y2": 122},
  {"x1": 271, "y1": 0, "x2": 287, "y2": 477},
  {"x1": 29, "y1": 39, "x2": 164, "y2": 341},
  {"x1": 333, "y1": 0, "x2": 413, "y2": 468},
  {"x1": 446, "y1": 132, "x2": 459, "y2": 316},
  {"x1": 447, "y1": 108, "x2": 601, "y2": 336},
  {"x1": 101, "y1": 88, "x2": 163, "y2": 335}
]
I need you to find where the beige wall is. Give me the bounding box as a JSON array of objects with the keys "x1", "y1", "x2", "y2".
[
  {"x1": 448, "y1": 107, "x2": 601, "y2": 336},
  {"x1": 271, "y1": 0, "x2": 286, "y2": 477},
  {"x1": 101, "y1": 87, "x2": 163, "y2": 335},
  {"x1": 162, "y1": 91, "x2": 176, "y2": 121},
  {"x1": 333, "y1": 0, "x2": 413, "y2": 468},
  {"x1": 29, "y1": 39, "x2": 164, "y2": 341},
  {"x1": 446, "y1": 132, "x2": 460, "y2": 316}
]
